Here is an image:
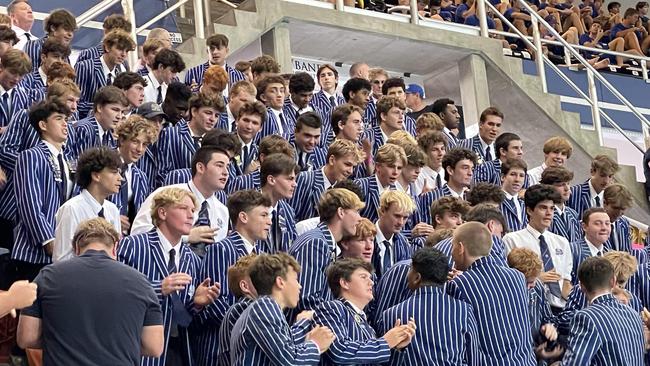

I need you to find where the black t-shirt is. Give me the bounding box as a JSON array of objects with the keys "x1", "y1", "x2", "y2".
[
  {"x1": 22, "y1": 249, "x2": 163, "y2": 366},
  {"x1": 407, "y1": 104, "x2": 435, "y2": 122}
]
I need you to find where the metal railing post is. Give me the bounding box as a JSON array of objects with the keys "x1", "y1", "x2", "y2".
[
  {"x1": 121, "y1": 0, "x2": 138, "y2": 72},
  {"x1": 77, "y1": 0, "x2": 120, "y2": 26},
  {"x1": 204, "y1": 0, "x2": 212, "y2": 35},
  {"x1": 335, "y1": 0, "x2": 344, "y2": 10},
  {"x1": 180, "y1": 3, "x2": 186, "y2": 18},
  {"x1": 477, "y1": 0, "x2": 489, "y2": 37},
  {"x1": 642, "y1": 60, "x2": 648, "y2": 82},
  {"x1": 410, "y1": 0, "x2": 419, "y2": 25},
  {"x1": 587, "y1": 69, "x2": 603, "y2": 145},
  {"x1": 194, "y1": 0, "x2": 205, "y2": 39},
  {"x1": 530, "y1": 16, "x2": 547, "y2": 93}
]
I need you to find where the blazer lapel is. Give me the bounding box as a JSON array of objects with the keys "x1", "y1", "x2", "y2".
[
  {"x1": 93, "y1": 57, "x2": 106, "y2": 86},
  {"x1": 149, "y1": 230, "x2": 170, "y2": 278},
  {"x1": 179, "y1": 122, "x2": 197, "y2": 154}
]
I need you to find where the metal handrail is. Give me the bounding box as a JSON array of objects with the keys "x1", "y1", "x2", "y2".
[{"x1": 77, "y1": 0, "x2": 120, "y2": 26}]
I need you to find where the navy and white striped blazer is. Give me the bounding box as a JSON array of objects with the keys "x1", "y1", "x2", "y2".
[
  {"x1": 562, "y1": 294, "x2": 645, "y2": 365},
  {"x1": 71, "y1": 116, "x2": 117, "y2": 159},
  {"x1": 379, "y1": 285, "x2": 481, "y2": 366},
  {"x1": 528, "y1": 280, "x2": 557, "y2": 345},
  {"x1": 237, "y1": 143, "x2": 259, "y2": 176},
  {"x1": 156, "y1": 120, "x2": 197, "y2": 187},
  {"x1": 372, "y1": 259, "x2": 412, "y2": 326},
  {"x1": 230, "y1": 169, "x2": 261, "y2": 192},
  {"x1": 0, "y1": 86, "x2": 32, "y2": 128},
  {"x1": 459, "y1": 135, "x2": 491, "y2": 164},
  {"x1": 568, "y1": 180, "x2": 593, "y2": 220},
  {"x1": 442, "y1": 129, "x2": 460, "y2": 149},
  {"x1": 363, "y1": 124, "x2": 386, "y2": 158},
  {"x1": 371, "y1": 231, "x2": 413, "y2": 279},
  {"x1": 184, "y1": 62, "x2": 245, "y2": 89},
  {"x1": 107, "y1": 164, "x2": 150, "y2": 217},
  {"x1": 310, "y1": 91, "x2": 345, "y2": 125},
  {"x1": 117, "y1": 229, "x2": 202, "y2": 366},
  {"x1": 500, "y1": 196, "x2": 528, "y2": 232},
  {"x1": 604, "y1": 216, "x2": 631, "y2": 253},
  {"x1": 472, "y1": 158, "x2": 502, "y2": 185},
  {"x1": 435, "y1": 236, "x2": 507, "y2": 268},
  {"x1": 194, "y1": 231, "x2": 266, "y2": 366},
  {"x1": 281, "y1": 98, "x2": 300, "y2": 133},
  {"x1": 11, "y1": 142, "x2": 63, "y2": 264},
  {"x1": 403, "y1": 115, "x2": 417, "y2": 136},
  {"x1": 264, "y1": 199, "x2": 298, "y2": 253},
  {"x1": 364, "y1": 99, "x2": 377, "y2": 129},
  {"x1": 75, "y1": 56, "x2": 110, "y2": 119},
  {"x1": 230, "y1": 295, "x2": 320, "y2": 365},
  {"x1": 215, "y1": 297, "x2": 253, "y2": 366},
  {"x1": 446, "y1": 256, "x2": 536, "y2": 366},
  {"x1": 18, "y1": 68, "x2": 45, "y2": 91},
  {"x1": 288, "y1": 222, "x2": 337, "y2": 318},
  {"x1": 289, "y1": 169, "x2": 326, "y2": 222},
  {"x1": 161, "y1": 170, "x2": 228, "y2": 206},
  {"x1": 313, "y1": 299, "x2": 391, "y2": 365},
  {"x1": 570, "y1": 238, "x2": 603, "y2": 285},
  {"x1": 24, "y1": 37, "x2": 45, "y2": 70},
  {"x1": 76, "y1": 44, "x2": 102, "y2": 64},
  {"x1": 416, "y1": 184, "x2": 454, "y2": 226},
  {"x1": 354, "y1": 175, "x2": 383, "y2": 223},
  {"x1": 136, "y1": 144, "x2": 159, "y2": 190},
  {"x1": 256, "y1": 108, "x2": 292, "y2": 143},
  {"x1": 550, "y1": 206, "x2": 582, "y2": 243}
]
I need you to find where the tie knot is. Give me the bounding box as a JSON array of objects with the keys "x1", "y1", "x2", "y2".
[
  {"x1": 169, "y1": 248, "x2": 176, "y2": 257},
  {"x1": 201, "y1": 200, "x2": 209, "y2": 210}
]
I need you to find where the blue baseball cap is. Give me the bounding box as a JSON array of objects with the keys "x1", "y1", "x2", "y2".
[{"x1": 405, "y1": 84, "x2": 425, "y2": 97}]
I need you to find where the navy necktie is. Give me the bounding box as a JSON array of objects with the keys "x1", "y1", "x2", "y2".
[
  {"x1": 382, "y1": 240, "x2": 392, "y2": 274},
  {"x1": 435, "y1": 174, "x2": 442, "y2": 189},
  {"x1": 57, "y1": 153, "x2": 67, "y2": 203},
  {"x1": 168, "y1": 248, "x2": 193, "y2": 328},
  {"x1": 156, "y1": 85, "x2": 163, "y2": 104},
  {"x1": 102, "y1": 131, "x2": 110, "y2": 146},
  {"x1": 610, "y1": 223, "x2": 619, "y2": 251},
  {"x1": 242, "y1": 145, "x2": 249, "y2": 171},
  {"x1": 192, "y1": 135, "x2": 202, "y2": 149},
  {"x1": 98, "y1": 207, "x2": 105, "y2": 218},
  {"x1": 329, "y1": 95, "x2": 336, "y2": 108},
  {"x1": 1, "y1": 93, "x2": 9, "y2": 120},
  {"x1": 271, "y1": 209, "x2": 282, "y2": 252},
  {"x1": 539, "y1": 235, "x2": 562, "y2": 297},
  {"x1": 485, "y1": 146, "x2": 493, "y2": 161},
  {"x1": 279, "y1": 113, "x2": 287, "y2": 133},
  {"x1": 107, "y1": 73, "x2": 113, "y2": 85},
  {"x1": 594, "y1": 195, "x2": 601, "y2": 207},
  {"x1": 119, "y1": 165, "x2": 128, "y2": 216},
  {"x1": 195, "y1": 200, "x2": 211, "y2": 227},
  {"x1": 25, "y1": 33, "x2": 31, "y2": 41}
]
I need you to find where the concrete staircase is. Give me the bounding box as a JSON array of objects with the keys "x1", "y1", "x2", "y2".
[{"x1": 176, "y1": 0, "x2": 649, "y2": 221}]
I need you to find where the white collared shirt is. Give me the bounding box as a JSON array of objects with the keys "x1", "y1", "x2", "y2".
[
  {"x1": 37, "y1": 67, "x2": 47, "y2": 86},
  {"x1": 375, "y1": 221, "x2": 394, "y2": 267},
  {"x1": 527, "y1": 163, "x2": 547, "y2": 186},
  {"x1": 144, "y1": 72, "x2": 167, "y2": 105},
  {"x1": 270, "y1": 108, "x2": 285, "y2": 135},
  {"x1": 42, "y1": 140, "x2": 72, "y2": 200},
  {"x1": 100, "y1": 55, "x2": 120, "y2": 83},
  {"x1": 0, "y1": 84, "x2": 14, "y2": 107},
  {"x1": 53, "y1": 189, "x2": 121, "y2": 262},
  {"x1": 588, "y1": 180, "x2": 603, "y2": 207},
  {"x1": 96, "y1": 120, "x2": 107, "y2": 142},
  {"x1": 478, "y1": 135, "x2": 495, "y2": 159},
  {"x1": 291, "y1": 99, "x2": 313, "y2": 115},
  {"x1": 157, "y1": 228, "x2": 182, "y2": 270},
  {"x1": 239, "y1": 233, "x2": 256, "y2": 255},
  {"x1": 11, "y1": 25, "x2": 36, "y2": 51},
  {"x1": 226, "y1": 105, "x2": 235, "y2": 131},
  {"x1": 130, "y1": 181, "x2": 228, "y2": 242},
  {"x1": 322, "y1": 167, "x2": 334, "y2": 190},
  {"x1": 504, "y1": 190, "x2": 523, "y2": 222},
  {"x1": 295, "y1": 217, "x2": 320, "y2": 236},
  {"x1": 414, "y1": 166, "x2": 446, "y2": 196},
  {"x1": 122, "y1": 162, "x2": 133, "y2": 200},
  {"x1": 502, "y1": 225, "x2": 573, "y2": 308},
  {"x1": 585, "y1": 237, "x2": 605, "y2": 257}
]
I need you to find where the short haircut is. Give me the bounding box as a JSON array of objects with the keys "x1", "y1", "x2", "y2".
[
  {"x1": 150, "y1": 187, "x2": 198, "y2": 227},
  {"x1": 46, "y1": 78, "x2": 80, "y2": 99},
  {"x1": 0, "y1": 14, "x2": 10, "y2": 26},
  {"x1": 103, "y1": 14, "x2": 132, "y2": 32},
  {"x1": 591, "y1": 154, "x2": 620, "y2": 176},
  {"x1": 256, "y1": 75, "x2": 285, "y2": 101},
  {"x1": 453, "y1": 221, "x2": 492, "y2": 257},
  {"x1": 379, "y1": 190, "x2": 416, "y2": 215},
  {"x1": 227, "y1": 190, "x2": 272, "y2": 227},
  {"x1": 500, "y1": 158, "x2": 528, "y2": 175},
  {"x1": 332, "y1": 179, "x2": 365, "y2": 202},
  {"x1": 326, "y1": 258, "x2": 373, "y2": 298},
  {"x1": 142, "y1": 38, "x2": 165, "y2": 56},
  {"x1": 227, "y1": 254, "x2": 257, "y2": 299},
  {"x1": 479, "y1": 106, "x2": 504, "y2": 123},
  {"x1": 102, "y1": 29, "x2": 136, "y2": 52},
  {"x1": 464, "y1": 203, "x2": 508, "y2": 230},
  {"x1": 416, "y1": 113, "x2": 445, "y2": 133},
  {"x1": 249, "y1": 253, "x2": 300, "y2": 296},
  {"x1": 442, "y1": 148, "x2": 478, "y2": 181},
  {"x1": 376, "y1": 96, "x2": 406, "y2": 122},
  {"x1": 342, "y1": 77, "x2": 372, "y2": 102},
  {"x1": 250, "y1": 54, "x2": 280, "y2": 75},
  {"x1": 331, "y1": 104, "x2": 363, "y2": 136},
  {"x1": 402, "y1": 143, "x2": 426, "y2": 168},
  {"x1": 375, "y1": 143, "x2": 407, "y2": 166},
  {"x1": 0, "y1": 25, "x2": 18, "y2": 45},
  {"x1": 76, "y1": 147, "x2": 122, "y2": 189},
  {"x1": 608, "y1": 1, "x2": 621, "y2": 11},
  {"x1": 430, "y1": 98, "x2": 455, "y2": 116},
  {"x1": 46, "y1": 61, "x2": 75, "y2": 81},
  {"x1": 7, "y1": 1, "x2": 28, "y2": 15},
  {"x1": 259, "y1": 135, "x2": 294, "y2": 158},
  {"x1": 348, "y1": 62, "x2": 367, "y2": 77},
  {"x1": 206, "y1": 33, "x2": 229, "y2": 49},
  {"x1": 147, "y1": 28, "x2": 170, "y2": 42},
  {"x1": 43, "y1": 9, "x2": 77, "y2": 33},
  {"x1": 152, "y1": 49, "x2": 186, "y2": 72},
  {"x1": 235, "y1": 60, "x2": 251, "y2": 73},
  {"x1": 425, "y1": 229, "x2": 454, "y2": 247},
  {"x1": 636, "y1": 1, "x2": 649, "y2": 10},
  {"x1": 624, "y1": 7, "x2": 640, "y2": 17},
  {"x1": 261, "y1": 153, "x2": 299, "y2": 187},
  {"x1": 318, "y1": 188, "x2": 365, "y2": 223},
  {"x1": 317, "y1": 64, "x2": 338, "y2": 80},
  {"x1": 411, "y1": 247, "x2": 449, "y2": 285},
  {"x1": 204, "y1": 65, "x2": 229, "y2": 92},
  {"x1": 41, "y1": 38, "x2": 71, "y2": 58},
  {"x1": 202, "y1": 130, "x2": 241, "y2": 154},
  {"x1": 230, "y1": 80, "x2": 256, "y2": 99},
  {"x1": 386, "y1": 131, "x2": 417, "y2": 147},
  {"x1": 113, "y1": 71, "x2": 148, "y2": 91},
  {"x1": 578, "y1": 257, "x2": 614, "y2": 293},
  {"x1": 581, "y1": 207, "x2": 608, "y2": 225},
  {"x1": 238, "y1": 100, "x2": 267, "y2": 125},
  {"x1": 540, "y1": 166, "x2": 574, "y2": 185},
  {"x1": 369, "y1": 67, "x2": 389, "y2": 80},
  {"x1": 417, "y1": 130, "x2": 448, "y2": 152},
  {"x1": 431, "y1": 196, "x2": 470, "y2": 228},
  {"x1": 507, "y1": 247, "x2": 542, "y2": 279},
  {"x1": 188, "y1": 92, "x2": 225, "y2": 119},
  {"x1": 165, "y1": 81, "x2": 192, "y2": 105},
  {"x1": 190, "y1": 146, "x2": 229, "y2": 177},
  {"x1": 72, "y1": 218, "x2": 120, "y2": 251},
  {"x1": 340, "y1": 218, "x2": 376, "y2": 242},
  {"x1": 524, "y1": 184, "x2": 561, "y2": 210},
  {"x1": 603, "y1": 251, "x2": 638, "y2": 285},
  {"x1": 326, "y1": 139, "x2": 365, "y2": 164},
  {"x1": 465, "y1": 183, "x2": 505, "y2": 206},
  {"x1": 28, "y1": 99, "x2": 70, "y2": 136},
  {"x1": 295, "y1": 111, "x2": 322, "y2": 131},
  {"x1": 494, "y1": 132, "x2": 521, "y2": 159},
  {"x1": 1, "y1": 49, "x2": 31, "y2": 75},
  {"x1": 93, "y1": 85, "x2": 129, "y2": 111},
  {"x1": 289, "y1": 72, "x2": 315, "y2": 94},
  {"x1": 381, "y1": 77, "x2": 406, "y2": 95},
  {"x1": 543, "y1": 136, "x2": 573, "y2": 158},
  {"x1": 114, "y1": 114, "x2": 158, "y2": 145},
  {"x1": 603, "y1": 183, "x2": 633, "y2": 209}
]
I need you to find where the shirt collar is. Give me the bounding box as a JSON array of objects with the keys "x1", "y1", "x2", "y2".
[
  {"x1": 227, "y1": 104, "x2": 235, "y2": 123},
  {"x1": 375, "y1": 220, "x2": 393, "y2": 243},
  {"x1": 345, "y1": 299, "x2": 366, "y2": 317},
  {"x1": 11, "y1": 25, "x2": 27, "y2": 36},
  {"x1": 147, "y1": 72, "x2": 162, "y2": 89},
  {"x1": 38, "y1": 67, "x2": 47, "y2": 85},
  {"x1": 478, "y1": 135, "x2": 494, "y2": 151},
  {"x1": 100, "y1": 55, "x2": 119, "y2": 77},
  {"x1": 0, "y1": 84, "x2": 13, "y2": 97},
  {"x1": 80, "y1": 189, "x2": 104, "y2": 212},
  {"x1": 157, "y1": 228, "x2": 182, "y2": 254},
  {"x1": 588, "y1": 180, "x2": 602, "y2": 200},
  {"x1": 321, "y1": 167, "x2": 334, "y2": 190},
  {"x1": 237, "y1": 231, "x2": 256, "y2": 254},
  {"x1": 503, "y1": 190, "x2": 518, "y2": 201},
  {"x1": 585, "y1": 237, "x2": 605, "y2": 255},
  {"x1": 188, "y1": 179, "x2": 208, "y2": 203},
  {"x1": 526, "y1": 224, "x2": 545, "y2": 238},
  {"x1": 42, "y1": 140, "x2": 62, "y2": 156},
  {"x1": 554, "y1": 205, "x2": 565, "y2": 215}
]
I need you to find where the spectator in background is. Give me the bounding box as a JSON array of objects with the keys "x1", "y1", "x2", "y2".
[
  {"x1": 25, "y1": 9, "x2": 77, "y2": 71},
  {"x1": 7, "y1": 0, "x2": 36, "y2": 51},
  {"x1": 610, "y1": 8, "x2": 650, "y2": 57},
  {"x1": 137, "y1": 38, "x2": 166, "y2": 77},
  {"x1": 430, "y1": 98, "x2": 461, "y2": 148},
  {"x1": 405, "y1": 84, "x2": 432, "y2": 121},
  {"x1": 527, "y1": 136, "x2": 573, "y2": 185},
  {"x1": 637, "y1": 1, "x2": 650, "y2": 31},
  {"x1": 250, "y1": 54, "x2": 281, "y2": 82},
  {"x1": 349, "y1": 62, "x2": 369, "y2": 79},
  {"x1": 143, "y1": 49, "x2": 186, "y2": 106},
  {"x1": 0, "y1": 25, "x2": 19, "y2": 59},
  {"x1": 235, "y1": 60, "x2": 253, "y2": 82}
]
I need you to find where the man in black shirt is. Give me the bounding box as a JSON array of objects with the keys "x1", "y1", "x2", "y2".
[
  {"x1": 17, "y1": 218, "x2": 163, "y2": 365},
  {"x1": 405, "y1": 84, "x2": 434, "y2": 121}
]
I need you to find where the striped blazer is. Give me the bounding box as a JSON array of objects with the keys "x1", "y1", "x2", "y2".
[
  {"x1": 107, "y1": 164, "x2": 150, "y2": 218},
  {"x1": 264, "y1": 199, "x2": 298, "y2": 253},
  {"x1": 435, "y1": 236, "x2": 507, "y2": 269},
  {"x1": 379, "y1": 286, "x2": 481, "y2": 366},
  {"x1": 117, "y1": 229, "x2": 202, "y2": 366},
  {"x1": 314, "y1": 299, "x2": 391, "y2": 365},
  {"x1": 18, "y1": 68, "x2": 45, "y2": 91},
  {"x1": 194, "y1": 232, "x2": 266, "y2": 366},
  {"x1": 160, "y1": 169, "x2": 228, "y2": 206},
  {"x1": 604, "y1": 216, "x2": 631, "y2": 253},
  {"x1": 403, "y1": 115, "x2": 417, "y2": 136},
  {"x1": 355, "y1": 175, "x2": 383, "y2": 223},
  {"x1": 473, "y1": 158, "x2": 502, "y2": 185},
  {"x1": 24, "y1": 36, "x2": 71, "y2": 71},
  {"x1": 74, "y1": 56, "x2": 109, "y2": 119},
  {"x1": 71, "y1": 116, "x2": 117, "y2": 158},
  {"x1": 237, "y1": 142, "x2": 259, "y2": 176},
  {"x1": 364, "y1": 99, "x2": 377, "y2": 130},
  {"x1": 569, "y1": 238, "x2": 604, "y2": 285},
  {"x1": 568, "y1": 180, "x2": 593, "y2": 219},
  {"x1": 256, "y1": 108, "x2": 292, "y2": 143},
  {"x1": 184, "y1": 62, "x2": 245, "y2": 89},
  {"x1": 156, "y1": 120, "x2": 197, "y2": 187},
  {"x1": 281, "y1": 98, "x2": 300, "y2": 133},
  {"x1": 230, "y1": 169, "x2": 261, "y2": 192},
  {"x1": 230, "y1": 296, "x2": 320, "y2": 365},
  {"x1": 372, "y1": 259, "x2": 412, "y2": 326},
  {"x1": 459, "y1": 135, "x2": 491, "y2": 164},
  {"x1": 136, "y1": 144, "x2": 159, "y2": 190},
  {"x1": 416, "y1": 184, "x2": 454, "y2": 226},
  {"x1": 442, "y1": 129, "x2": 460, "y2": 149},
  {"x1": 289, "y1": 169, "x2": 326, "y2": 222},
  {"x1": 363, "y1": 124, "x2": 386, "y2": 158},
  {"x1": 76, "y1": 44, "x2": 102, "y2": 64},
  {"x1": 288, "y1": 222, "x2": 337, "y2": 319},
  {"x1": 500, "y1": 196, "x2": 528, "y2": 232},
  {"x1": 0, "y1": 86, "x2": 32, "y2": 128},
  {"x1": 446, "y1": 256, "x2": 536, "y2": 366},
  {"x1": 528, "y1": 280, "x2": 557, "y2": 345},
  {"x1": 562, "y1": 294, "x2": 645, "y2": 365},
  {"x1": 11, "y1": 142, "x2": 63, "y2": 264},
  {"x1": 310, "y1": 91, "x2": 345, "y2": 126},
  {"x1": 215, "y1": 297, "x2": 254, "y2": 366},
  {"x1": 371, "y1": 231, "x2": 412, "y2": 279},
  {"x1": 550, "y1": 206, "x2": 582, "y2": 243}
]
